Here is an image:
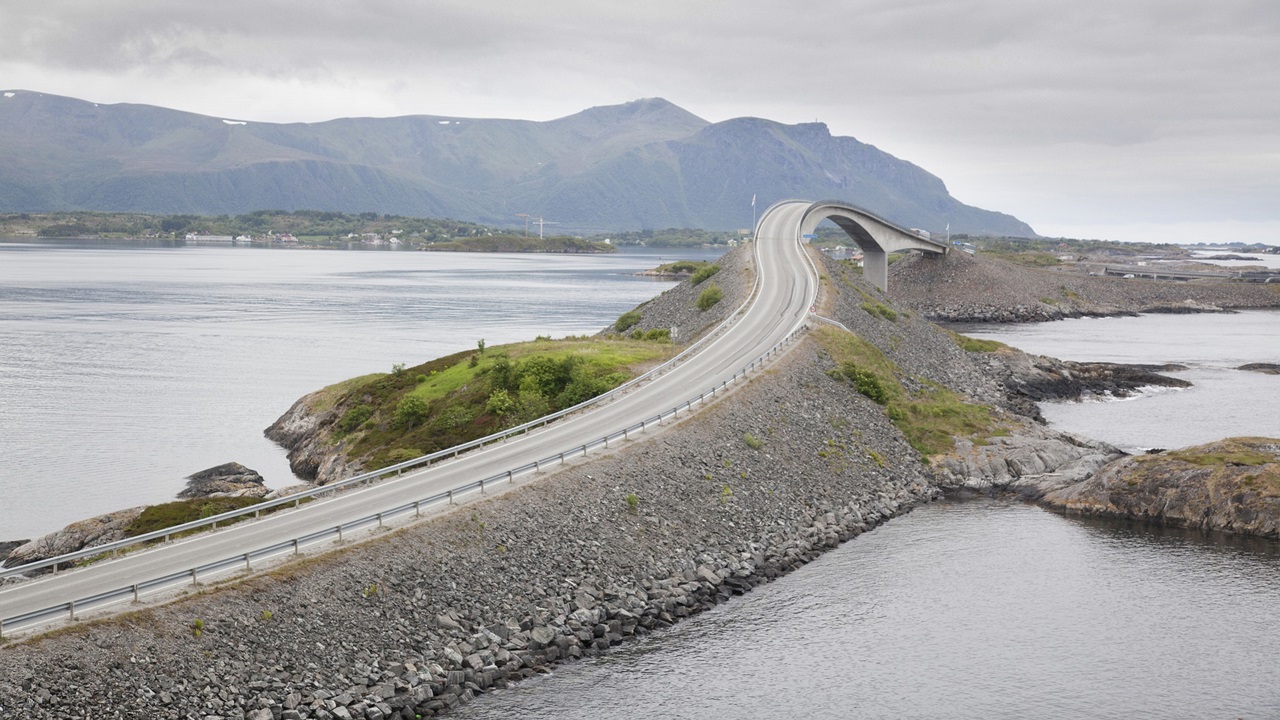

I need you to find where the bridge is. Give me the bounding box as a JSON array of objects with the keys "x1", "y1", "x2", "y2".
[
  {"x1": 1, "y1": 198, "x2": 829, "y2": 638},
  {"x1": 760, "y1": 199, "x2": 950, "y2": 292}
]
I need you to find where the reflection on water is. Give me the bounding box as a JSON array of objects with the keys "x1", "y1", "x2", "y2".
[
  {"x1": 454, "y1": 499, "x2": 1280, "y2": 720},
  {"x1": 0, "y1": 241, "x2": 724, "y2": 539}
]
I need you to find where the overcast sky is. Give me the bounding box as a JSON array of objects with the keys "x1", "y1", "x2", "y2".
[{"x1": 3, "y1": 0, "x2": 1277, "y2": 244}]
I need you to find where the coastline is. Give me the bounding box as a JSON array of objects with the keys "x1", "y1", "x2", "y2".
[{"x1": 3, "y1": 246, "x2": 1275, "y2": 718}]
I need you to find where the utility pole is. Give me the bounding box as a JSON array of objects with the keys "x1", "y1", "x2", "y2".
[
  {"x1": 515, "y1": 213, "x2": 531, "y2": 237},
  {"x1": 533, "y1": 217, "x2": 558, "y2": 239}
]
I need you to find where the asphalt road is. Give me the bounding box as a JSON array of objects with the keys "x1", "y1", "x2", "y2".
[{"x1": 0, "y1": 200, "x2": 818, "y2": 631}]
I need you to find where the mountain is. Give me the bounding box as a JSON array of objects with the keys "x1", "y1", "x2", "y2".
[{"x1": 0, "y1": 90, "x2": 1034, "y2": 236}]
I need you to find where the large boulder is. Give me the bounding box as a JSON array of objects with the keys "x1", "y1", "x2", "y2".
[
  {"x1": 178, "y1": 462, "x2": 267, "y2": 498},
  {"x1": 3, "y1": 506, "x2": 146, "y2": 569}
]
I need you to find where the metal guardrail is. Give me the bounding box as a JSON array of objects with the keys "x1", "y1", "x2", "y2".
[
  {"x1": 0, "y1": 245, "x2": 767, "y2": 583},
  {"x1": 0, "y1": 324, "x2": 808, "y2": 639},
  {"x1": 0, "y1": 228, "x2": 827, "y2": 638}
]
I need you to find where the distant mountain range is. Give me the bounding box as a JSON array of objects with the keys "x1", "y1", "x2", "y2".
[{"x1": 0, "y1": 90, "x2": 1034, "y2": 236}]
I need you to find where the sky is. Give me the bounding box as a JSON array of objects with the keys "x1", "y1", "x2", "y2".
[{"x1": 2, "y1": 0, "x2": 1277, "y2": 244}]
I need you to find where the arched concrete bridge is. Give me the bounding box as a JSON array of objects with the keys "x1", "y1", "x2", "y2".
[{"x1": 756, "y1": 199, "x2": 949, "y2": 292}]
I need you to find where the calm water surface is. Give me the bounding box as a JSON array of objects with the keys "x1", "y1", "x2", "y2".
[
  {"x1": 454, "y1": 310, "x2": 1280, "y2": 719},
  {"x1": 956, "y1": 310, "x2": 1280, "y2": 451},
  {"x1": 0, "y1": 241, "x2": 723, "y2": 539},
  {"x1": 456, "y1": 499, "x2": 1280, "y2": 720}
]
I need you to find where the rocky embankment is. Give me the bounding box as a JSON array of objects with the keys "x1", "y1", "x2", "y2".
[
  {"x1": 1042, "y1": 437, "x2": 1280, "y2": 537},
  {"x1": 890, "y1": 250, "x2": 1280, "y2": 322},
  {"x1": 0, "y1": 246, "x2": 1120, "y2": 719}
]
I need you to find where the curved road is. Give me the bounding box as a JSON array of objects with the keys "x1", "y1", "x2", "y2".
[{"x1": 0, "y1": 200, "x2": 818, "y2": 632}]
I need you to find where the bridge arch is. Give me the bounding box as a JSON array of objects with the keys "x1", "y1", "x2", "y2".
[{"x1": 758, "y1": 199, "x2": 949, "y2": 292}]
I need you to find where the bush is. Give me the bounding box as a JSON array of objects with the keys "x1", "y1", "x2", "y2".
[
  {"x1": 696, "y1": 283, "x2": 723, "y2": 311},
  {"x1": 394, "y1": 394, "x2": 431, "y2": 428},
  {"x1": 644, "y1": 328, "x2": 670, "y2": 342},
  {"x1": 616, "y1": 310, "x2": 642, "y2": 333},
  {"x1": 339, "y1": 404, "x2": 374, "y2": 432},
  {"x1": 842, "y1": 363, "x2": 892, "y2": 405},
  {"x1": 690, "y1": 264, "x2": 721, "y2": 286},
  {"x1": 485, "y1": 388, "x2": 515, "y2": 416},
  {"x1": 744, "y1": 433, "x2": 764, "y2": 450}
]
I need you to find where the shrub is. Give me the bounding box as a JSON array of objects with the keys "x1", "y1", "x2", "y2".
[
  {"x1": 696, "y1": 283, "x2": 723, "y2": 311},
  {"x1": 842, "y1": 363, "x2": 892, "y2": 405},
  {"x1": 616, "y1": 310, "x2": 642, "y2": 333},
  {"x1": 744, "y1": 433, "x2": 764, "y2": 450},
  {"x1": 624, "y1": 493, "x2": 640, "y2": 513},
  {"x1": 690, "y1": 264, "x2": 721, "y2": 286},
  {"x1": 644, "y1": 328, "x2": 671, "y2": 342},
  {"x1": 339, "y1": 404, "x2": 374, "y2": 432},
  {"x1": 126, "y1": 496, "x2": 264, "y2": 537},
  {"x1": 384, "y1": 447, "x2": 422, "y2": 464},
  {"x1": 485, "y1": 388, "x2": 515, "y2": 416},
  {"x1": 394, "y1": 394, "x2": 430, "y2": 428}
]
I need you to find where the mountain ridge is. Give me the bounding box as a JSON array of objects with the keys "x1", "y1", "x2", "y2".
[{"x1": 0, "y1": 90, "x2": 1034, "y2": 236}]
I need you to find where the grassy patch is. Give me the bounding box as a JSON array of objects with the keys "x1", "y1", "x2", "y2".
[
  {"x1": 744, "y1": 433, "x2": 764, "y2": 450},
  {"x1": 652, "y1": 260, "x2": 713, "y2": 275},
  {"x1": 615, "y1": 310, "x2": 642, "y2": 333},
  {"x1": 860, "y1": 301, "x2": 898, "y2": 322},
  {"x1": 126, "y1": 497, "x2": 266, "y2": 538},
  {"x1": 816, "y1": 326, "x2": 998, "y2": 457},
  {"x1": 950, "y1": 331, "x2": 1008, "y2": 353},
  {"x1": 696, "y1": 283, "x2": 723, "y2": 311},
  {"x1": 690, "y1": 264, "x2": 721, "y2": 286},
  {"x1": 330, "y1": 337, "x2": 672, "y2": 469},
  {"x1": 985, "y1": 250, "x2": 1063, "y2": 268},
  {"x1": 1168, "y1": 438, "x2": 1276, "y2": 467}
]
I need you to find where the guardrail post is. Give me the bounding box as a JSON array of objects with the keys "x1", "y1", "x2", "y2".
[
  {"x1": 508, "y1": 470, "x2": 515, "y2": 484},
  {"x1": 641, "y1": 420, "x2": 647, "y2": 433},
  {"x1": 69, "y1": 600, "x2": 76, "y2": 621},
  {"x1": 604, "y1": 436, "x2": 610, "y2": 449},
  {"x1": 293, "y1": 538, "x2": 300, "y2": 555},
  {"x1": 624, "y1": 428, "x2": 630, "y2": 440},
  {"x1": 212, "y1": 520, "x2": 218, "y2": 531},
  {"x1": 377, "y1": 512, "x2": 384, "y2": 527},
  {"x1": 559, "y1": 452, "x2": 565, "y2": 465},
  {"x1": 337, "y1": 525, "x2": 344, "y2": 543},
  {"x1": 414, "y1": 500, "x2": 422, "y2": 517},
  {"x1": 535, "y1": 460, "x2": 541, "y2": 472},
  {"x1": 0, "y1": 618, "x2": 4, "y2": 641},
  {"x1": 447, "y1": 490, "x2": 454, "y2": 505},
  {"x1": 480, "y1": 480, "x2": 487, "y2": 495},
  {"x1": 190, "y1": 568, "x2": 198, "y2": 586},
  {"x1": 244, "y1": 553, "x2": 251, "y2": 571},
  {"x1": 133, "y1": 584, "x2": 140, "y2": 603}
]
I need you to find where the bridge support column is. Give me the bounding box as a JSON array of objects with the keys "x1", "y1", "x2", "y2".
[{"x1": 863, "y1": 249, "x2": 888, "y2": 293}]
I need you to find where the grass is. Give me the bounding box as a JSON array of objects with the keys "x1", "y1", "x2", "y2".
[
  {"x1": 651, "y1": 260, "x2": 713, "y2": 275},
  {"x1": 696, "y1": 283, "x2": 723, "y2": 311},
  {"x1": 327, "y1": 336, "x2": 673, "y2": 470},
  {"x1": 984, "y1": 250, "x2": 1063, "y2": 268},
  {"x1": 949, "y1": 331, "x2": 1008, "y2": 353},
  {"x1": 815, "y1": 326, "x2": 999, "y2": 457},
  {"x1": 743, "y1": 433, "x2": 764, "y2": 450},
  {"x1": 126, "y1": 497, "x2": 266, "y2": 538},
  {"x1": 615, "y1": 310, "x2": 642, "y2": 332},
  {"x1": 690, "y1": 264, "x2": 721, "y2": 286},
  {"x1": 860, "y1": 301, "x2": 898, "y2": 322},
  {"x1": 1167, "y1": 438, "x2": 1276, "y2": 467}
]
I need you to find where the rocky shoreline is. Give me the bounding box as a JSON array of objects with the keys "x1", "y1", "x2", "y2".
[
  {"x1": 889, "y1": 249, "x2": 1280, "y2": 323},
  {"x1": 1, "y1": 246, "x2": 1265, "y2": 719}
]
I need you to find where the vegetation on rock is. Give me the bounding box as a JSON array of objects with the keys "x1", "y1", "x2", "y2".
[
  {"x1": 315, "y1": 337, "x2": 673, "y2": 471},
  {"x1": 816, "y1": 326, "x2": 998, "y2": 457}
]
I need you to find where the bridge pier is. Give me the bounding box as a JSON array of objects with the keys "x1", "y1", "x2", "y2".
[{"x1": 863, "y1": 249, "x2": 888, "y2": 293}]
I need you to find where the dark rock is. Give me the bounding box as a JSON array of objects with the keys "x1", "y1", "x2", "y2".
[
  {"x1": 179, "y1": 462, "x2": 267, "y2": 499},
  {"x1": 1239, "y1": 363, "x2": 1280, "y2": 375}
]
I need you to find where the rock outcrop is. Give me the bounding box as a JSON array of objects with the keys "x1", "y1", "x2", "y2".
[
  {"x1": 1239, "y1": 363, "x2": 1280, "y2": 375},
  {"x1": 978, "y1": 351, "x2": 1190, "y2": 406},
  {"x1": 1042, "y1": 437, "x2": 1280, "y2": 537},
  {"x1": 178, "y1": 462, "x2": 268, "y2": 499},
  {"x1": 2, "y1": 506, "x2": 145, "y2": 569},
  {"x1": 932, "y1": 425, "x2": 1124, "y2": 498}
]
